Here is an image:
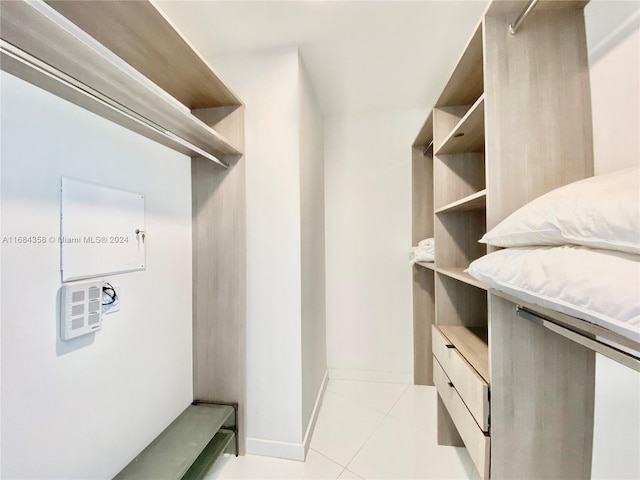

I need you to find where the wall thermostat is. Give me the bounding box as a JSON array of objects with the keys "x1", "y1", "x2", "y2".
[{"x1": 61, "y1": 280, "x2": 103, "y2": 340}]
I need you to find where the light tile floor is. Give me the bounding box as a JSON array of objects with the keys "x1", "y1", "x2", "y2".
[{"x1": 206, "y1": 380, "x2": 480, "y2": 480}]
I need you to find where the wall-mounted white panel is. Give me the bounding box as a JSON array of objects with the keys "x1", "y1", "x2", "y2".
[{"x1": 61, "y1": 177, "x2": 145, "y2": 281}]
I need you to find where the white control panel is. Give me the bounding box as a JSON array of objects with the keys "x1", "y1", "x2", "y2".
[{"x1": 61, "y1": 280, "x2": 103, "y2": 340}]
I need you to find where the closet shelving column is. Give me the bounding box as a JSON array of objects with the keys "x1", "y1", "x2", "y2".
[
  {"x1": 432, "y1": 21, "x2": 489, "y2": 393},
  {"x1": 429, "y1": 21, "x2": 491, "y2": 479},
  {"x1": 411, "y1": 113, "x2": 434, "y2": 385}
]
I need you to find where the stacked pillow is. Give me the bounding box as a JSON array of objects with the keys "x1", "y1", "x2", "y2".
[{"x1": 467, "y1": 167, "x2": 640, "y2": 342}]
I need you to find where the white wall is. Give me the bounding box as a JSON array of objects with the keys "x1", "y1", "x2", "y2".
[
  {"x1": 0, "y1": 72, "x2": 193, "y2": 478},
  {"x1": 299, "y1": 58, "x2": 327, "y2": 436},
  {"x1": 324, "y1": 109, "x2": 427, "y2": 383},
  {"x1": 211, "y1": 46, "x2": 326, "y2": 460},
  {"x1": 586, "y1": 2, "x2": 640, "y2": 478}
]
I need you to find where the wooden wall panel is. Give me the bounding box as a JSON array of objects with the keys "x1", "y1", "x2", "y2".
[
  {"x1": 192, "y1": 154, "x2": 246, "y2": 454},
  {"x1": 489, "y1": 295, "x2": 595, "y2": 479},
  {"x1": 484, "y1": 9, "x2": 594, "y2": 230}
]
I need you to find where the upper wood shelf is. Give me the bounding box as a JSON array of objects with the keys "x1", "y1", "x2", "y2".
[
  {"x1": 416, "y1": 261, "x2": 436, "y2": 271},
  {"x1": 0, "y1": 1, "x2": 242, "y2": 161},
  {"x1": 438, "y1": 267, "x2": 487, "y2": 291},
  {"x1": 413, "y1": 111, "x2": 434, "y2": 149},
  {"x1": 435, "y1": 22, "x2": 483, "y2": 108},
  {"x1": 435, "y1": 189, "x2": 486, "y2": 214},
  {"x1": 46, "y1": 0, "x2": 242, "y2": 110},
  {"x1": 437, "y1": 325, "x2": 489, "y2": 384},
  {"x1": 436, "y1": 94, "x2": 485, "y2": 155}
]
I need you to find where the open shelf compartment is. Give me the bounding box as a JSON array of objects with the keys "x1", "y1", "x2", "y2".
[
  {"x1": 435, "y1": 189, "x2": 486, "y2": 214},
  {"x1": 436, "y1": 94, "x2": 485, "y2": 155}
]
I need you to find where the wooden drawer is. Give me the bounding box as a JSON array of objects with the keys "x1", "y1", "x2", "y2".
[
  {"x1": 434, "y1": 357, "x2": 490, "y2": 480},
  {"x1": 432, "y1": 326, "x2": 489, "y2": 431}
]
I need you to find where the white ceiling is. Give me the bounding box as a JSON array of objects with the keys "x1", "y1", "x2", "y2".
[{"x1": 156, "y1": 1, "x2": 489, "y2": 115}]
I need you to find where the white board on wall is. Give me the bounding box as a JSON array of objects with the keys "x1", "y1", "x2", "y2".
[{"x1": 61, "y1": 177, "x2": 145, "y2": 281}]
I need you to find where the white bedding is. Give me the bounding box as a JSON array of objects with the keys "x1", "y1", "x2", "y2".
[{"x1": 467, "y1": 246, "x2": 640, "y2": 343}]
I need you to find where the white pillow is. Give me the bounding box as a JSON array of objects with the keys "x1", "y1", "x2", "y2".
[
  {"x1": 466, "y1": 246, "x2": 640, "y2": 343},
  {"x1": 480, "y1": 167, "x2": 640, "y2": 254}
]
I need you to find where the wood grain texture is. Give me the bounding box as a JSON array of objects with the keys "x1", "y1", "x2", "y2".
[
  {"x1": 483, "y1": 8, "x2": 594, "y2": 229},
  {"x1": 435, "y1": 189, "x2": 486, "y2": 214},
  {"x1": 412, "y1": 149, "x2": 434, "y2": 245},
  {"x1": 432, "y1": 327, "x2": 489, "y2": 431},
  {"x1": 413, "y1": 267, "x2": 435, "y2": 386},
  {"x1": 437, "y1": 267, "x2": 487, "y2": 291},
  {"x1": 433, "y1": 106, "x2": 471, "y2": 151},
  {"x1": 435, "y1": 274, "x2": 487, "y2": 328},
  {"x1": 434, "y1": 359, "x2": 490, "y2": 479},
  {"x1": 489, "y1": 294, "x2": 595, "y2": 480},
  {"x1": 46, "y1": 0, "x2": 242, "y2": 108},
  {"x1": 434, "y1": 209, "x2": 486, "y2": 268},
  {"x1": 437, "y1": 95, "x2": 485, "y2": 155},
  {"x1": 437, "y1": 394, "x2": 464, "y2": 448},
  {"x1": 192, "y1": 106, "x2": 245, "y2": 154},
  {"x1": 436, "y1": 22, "x2": 484, "y2": 108},
  {"x1": 433, "y1": 153, "x2": 485, "y2": 209},
  {"x1": 438, "y1": 326, "x2": 489, "y2": 384},
  {"x1": 0, "y1": 1, "x2": 241, "y2": 158},
  {"x1": 412, "y1": 135, "x2": 435, "y2": 386},
  {"x1": 192, "y1": 154, "x2": 247, "y2": 454}
]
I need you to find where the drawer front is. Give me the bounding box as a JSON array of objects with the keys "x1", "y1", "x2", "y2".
[
  {"x1": 432, "y1": 326, "x2": 489, "y2": 431},
  {"x1": 434, "y1": 357, "x2": 490, "y2": 480}
]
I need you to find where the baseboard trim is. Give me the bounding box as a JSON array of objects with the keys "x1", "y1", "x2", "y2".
[
  {"x1": 328, "y1": 368, "x2": 412, "y2": 384},
  {"x1": 245, "y1": 437, "x2": 305, "y2": 461},
  {"x1": 246, "y1": 370, "x2": 329, "y2": 462},
  {"x1": 303, "y1": 370, "x2": 329, "y2": 456}
]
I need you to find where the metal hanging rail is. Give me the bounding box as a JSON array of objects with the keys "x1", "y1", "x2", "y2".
[
  {"x1": 509, "y1": 0, "x2": 540, "y2": 35},
  {"x1": 0, "y1": 39, "x2": 230, "y2": 169}
]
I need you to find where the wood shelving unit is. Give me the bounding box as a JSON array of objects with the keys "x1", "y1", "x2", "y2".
[{"x1": 411, "y1": 2, "x2": 594, "y2": 478}]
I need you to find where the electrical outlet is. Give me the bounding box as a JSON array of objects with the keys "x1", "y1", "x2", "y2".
[{"x1": 102, "y1": 283, "x2": 121, "y2": 314}]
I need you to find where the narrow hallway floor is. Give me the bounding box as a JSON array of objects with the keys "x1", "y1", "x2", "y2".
[{"x1": 205, "y1": 380, "x2": 481, "y2": 480}]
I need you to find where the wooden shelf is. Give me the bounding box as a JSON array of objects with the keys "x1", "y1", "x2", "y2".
[
  {"x1": 436, "y1": 94, "x2": 485, "y2": 155},
  {"x1": 46, "y1": 0, "x2": 242, "y2": 109},
  {"x1": 435, "y1": 190, "x2": 486, "y2": 214},
  {"x1": 437, "y1": 267, "x2": 487, "y2": 291},
  {"x1": 0, "y1": 1, "x2": 242, "y2": 161},
  {"x1": 413, "y1": 111, "x2": 434, "y2": 149},
  {"x1": 435, "y1": 22, "x2": 483, "y2": 108},
  {"x1": 416, "y1": 261, "x2": 436, "y2": 271},
  {"x1": 437, "y1": 326, "x2": 489, "y2": 384}
]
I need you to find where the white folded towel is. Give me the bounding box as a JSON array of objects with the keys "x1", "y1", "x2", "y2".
[{"x1": 410, "y1": 238, "x2": 435, "y2": 264}]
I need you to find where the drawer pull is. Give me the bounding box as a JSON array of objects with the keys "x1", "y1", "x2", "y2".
[
  {"x1": 448, "y1": 381, "x2": 455, "y2": 388},
  {"x1": 446, "y1": 344, "x2": 456, "y2": 349}
]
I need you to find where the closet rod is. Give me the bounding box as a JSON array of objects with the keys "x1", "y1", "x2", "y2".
[
  {"x1": 509, "y1": 0, "x2": 539, "y2": 35},
  {"x1": 0, "y1": 39, "x2": 230, "y2": 169},
  {"x1": 423, "y1": 140, "x2": 434, "y2": 155},
  {"x1": 516, "y1": 306, "x2": 640, "y2": 373}
]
